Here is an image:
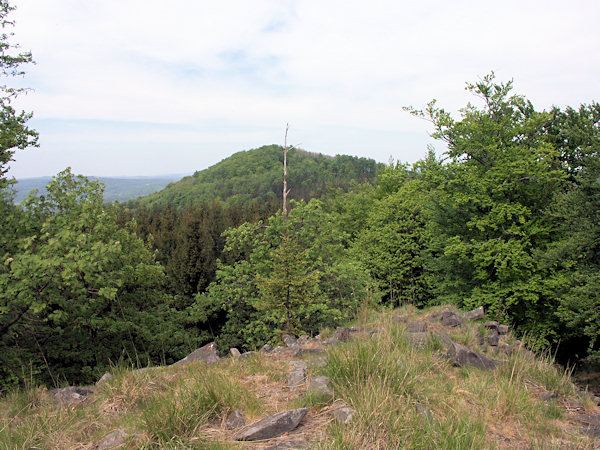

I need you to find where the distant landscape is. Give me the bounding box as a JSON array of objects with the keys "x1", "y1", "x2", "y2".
[{"x1": 11, "y1": 174, "x2": 188, "y2": 204}]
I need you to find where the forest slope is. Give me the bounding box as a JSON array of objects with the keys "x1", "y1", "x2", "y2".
[{"x1": 128, "y1": 145, "x2": 382, "y2": 210}]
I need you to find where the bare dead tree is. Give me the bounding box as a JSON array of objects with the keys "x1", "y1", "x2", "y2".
[{"x1": 283, "y1": 123, "x2": 290, "y2": 220}]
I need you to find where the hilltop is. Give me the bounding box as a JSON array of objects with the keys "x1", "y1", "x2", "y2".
[
  {"x1": 128, "y1": 145, "x2": 383, "y2": 210},
  {"x1": 1, "y1": 305, "x2": 599, "y2": 448}
]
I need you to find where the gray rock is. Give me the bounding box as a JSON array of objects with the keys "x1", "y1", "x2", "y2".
[
  {"x1": 498, "y1": 324, "x2": 510, "y2": 335},
  {"x1": 483, "y1": 321, "x2": 499, "y2": 330},
  {"x1": 239, "y1": 351, "x2": 257, "y2": 360},
  {"x1": 287, "y1": 361, "x2": 307, "y2": 390},
  {"x1": 486, "y1": 329, "x2": 499, "y2": 347},
  {"x1": 282, "y1": 334, "x2": 298, "y2": 347},
  {"x1": 230, "y1": 348, "x2": 241, "y2": 359},
  {"x1": 440, "y1": 309, "x2": 462, "y2": 327},
  {"x1": 475, "y1": 331, "x2": 485, "y2": 347},
  {"x1": 236, "y1": 408, "x2": 309, "y2": 441},
  {"x1": 310, "y1": 357, "x2": 327, "y2": 368},
  {"x1": 332, "y1": 406, "x2": 356, "y2": 425},
  {"x1": 444, "y1": 339, "x2": 502, "y2": 370},
  {"x1": 261, "y1": 344, "x2": 274, "y2": 353},
  {"x1": 333, "y1": 327, "x2": 351, "y2": 342},
  {"x1": 415, "y1": 404, "x2": 433, "y2": 423},
  {"x1": 174, "y1": 342, "x2": 220, "y2": 366},
  {"x1": 462, "y1": 306, "x2": 485, "y2": 321},
  {"x1": 93, "y1": 428, "x2": 127, "y2": 449},
  {"x1": 392, "y1": 315, "x2": 408, "y2": 324},
  {"x1": 96, "y1": 372, "x2": 113, "y2": 385},
  {"x1": 297, "y1": 347, "x2": 326, "y2": 357},
  {"x1": 309, "y1": 376, "x2": 333, "y2": 397},
  {"x1": 406, "y1": 321, "x2": 428, "y2": 333},
  {"x1": 538, "y1": 391, "x2": 559, "y2": 402},
  {"x1": 50, "y1": 386, "x2": 95, "y2": 406},
  {"x1": 577, "y1": 414, "x2": 600, "y2": 438},
  {"x1": 408, "y1": 331, "x2": 430, "y2": 349},
  {"x1": 226, "y1": 409, "x2": 246, "y2": 430},
  {"x1": 498, "y1": 342, "x2": 514, "y2": 355},
  {"x1": 297, "y1": 335, "x2": 309, "y2": 345}
]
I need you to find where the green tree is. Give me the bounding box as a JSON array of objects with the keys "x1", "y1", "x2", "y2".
[{"x1": 0, "y1": 0, "x2": 38, "y2": 187}]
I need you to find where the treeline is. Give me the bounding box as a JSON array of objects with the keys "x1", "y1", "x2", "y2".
[{"x1": 1, "y1": 74, "x2": 599, "y2": 392}]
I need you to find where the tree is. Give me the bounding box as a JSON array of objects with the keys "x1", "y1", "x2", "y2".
[{"x1": 0, "y1": 0, "x2": 38, "y2": 187}]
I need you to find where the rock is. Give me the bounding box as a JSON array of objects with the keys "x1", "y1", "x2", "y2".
[
  {"x1": 577, "y1": 414, "x2": 600, "y2": 438},
  {"x1": 415, "y1": 404, "x2": 433, "y2": 423},
  {"x1": 309, "y1": 357, "x2": 327, "y2": 368},
  {"x1": 440, "y1": 309, "x2": 462, "y2": 327},
  {"x1": 96, "y1": 372, "x2": 113, "y2": 385},
  {"x1": 236, "y1": 408, "x2": 309, "y2": 441},
  {"x1": 230, "y1": 348, "x2": 241, "y2": 359},
  {"x1": 261, "y1": 344, "x2": 274, "y2": 353},
  {"x1": 483, "y1": 321, "x2": 499, "y2": 330},
  {"x1": 462, "y1": 306, "x2": 485, "y2": 321},
  {"x1": 282, "y1": 334, "x2": 298, "y2": 347},
  {"x1": 93, "y1": 428, "x2": 127, "y2": 449},
  {"x1": 445, "y1": 340, "x2": 502, "y2": 370},
  {"x1": 498, "y1": 324, "x2": 510, "y2": 335},
  {"x1": 333, "y1": 327, "x2": 351, "y2": 343},
  {"x1": 297, "y1": 348, "x2": 326, "y2": 357},
  {"x1": 486, "y1": 329, "x2": 499, "y2": 347},
  {"x1": 175, "y1": 342, "x2": 220, "y2": 366},
  {"x1": 226, "y1": 409, "x2": 246, "y2": 430},
  {"x1": 593, "y1": 396, "x2": 600, "y2": 406},
  {"x1": 332, "y1": 406, "x2": 356, "y2": 425},
  {"x1": 239, "y1": 351, "x2": 257, "y2": 361},
  {"x1": 498, "y1": 342, "x2": 514, "y2": 355},
  {"x1": 406, "y1": 321, "x2": 428, "y2": 333},
  {"x1": 287, "y1": 361, "x2": 307, "y2": 390},
  {"x1": 392, "y1": 315, "x2": 408, "y2": 324},
  {"x1": 265, "y1": 440, "x2": 310, "y2": 449},
  {"x1": 475, "y1": 331, "x2": 485, "y2": 347},
  {"x1": 538, "y1": 391, "x2": 559, "y2": 402},
  {"x1": 297, "y1": 335, "x2": 309, "y2": 345},
  {"x1": 408, "y1": 331, "x2": 430, "y2": 349},
  {"x1": 50, "y1": 386, "x2": 95, "y2": 406},
  {"x1": 309, "y1": 376, "x2": 333, "y2": 397}
]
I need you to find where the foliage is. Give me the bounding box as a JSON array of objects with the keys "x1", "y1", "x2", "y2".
[{"x1": 0, "y1": 169, "x2": 186, "y2": 389}]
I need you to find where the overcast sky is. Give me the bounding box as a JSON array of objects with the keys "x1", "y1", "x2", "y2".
[{"x1": 6, "y1": 0, "x2": 600, "y2": 178}]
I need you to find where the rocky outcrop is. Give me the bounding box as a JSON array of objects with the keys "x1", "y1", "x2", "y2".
[
  {"x1": 236, "y1": 408, "x2": 309, "y2": 441},
  {"x1": 50, "y1": 386, "x2": 95, "y2": 406},
  {"x1": 438, "y1": 333, "x2": 502, "y2": 370},
  {"x1": 461, "y1": 306, "x2": 485, "y2": 321},
  {"x1": 282, "y1": 334, "x2": 298, "y2": 347},
  {"x1": 174, "y1": 342, "x2": 220, "y2": 366}
]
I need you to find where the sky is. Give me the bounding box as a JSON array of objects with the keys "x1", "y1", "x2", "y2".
[{"x1": 6, "y1": 0, "x2": 600, "y2": 178}]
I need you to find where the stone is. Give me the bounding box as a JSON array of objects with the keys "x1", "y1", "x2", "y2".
[
  {"x1": 226, "y1": 409, "x2": 246, "y2": 430},
  {"x1": 486, "y1": 329, "x2": 499, "y2": 347},
  {"x1": 406, "y1": 321, "x2": 427, "y2": 333},
  {"x1": 332, "y1": 406, "x2": 356, "y2": 425},
  {"x1": 445, "y1": 340, "x2": 502, "y2": 370},
  {"x1": 309, "y1": 357, "x2": 327, "y2": 368},
  {"x1": 282, "y1": 334, "x2": 298, "y2": 347},
  {"x1": 174, "y1": 342, "x2": 220, "y2": 365},
  {"x1": 538, "y1": 391, "x2": 559, "y2": 402},
  {"x1": 230, "y1": 348, "x2": 241, "y2": 359},
  {"x1": 261, "y1": 344, "x2": 274, "y2": 353},
  {"x1": 297, "y1": 335, "x2": 309, "y2": 345},
  {"x1": 498, "y1": 342, "x2": 514, "y2": 355},
  {"x1": 577, "y1": 414, "x2": 600, "y2": 438},
  {"x1": 483, "y1": 321, "x2": 499, "y2": 330},
  {"x1": 475, "y1": 331, "x2": 485, "y2": 347},
  {"x1": 239, "y1": 351, "x2": 257, "y2": 360},
  {"x1": 461, "y1": 306, "x2": 485, "y2": 321},
  {"x1": 50, "y1": 386, "x2": 95, "y2": 406},
  {"x1": 333, "y1": 327, "x2": 351, "y2": 342},
  {"x1": 392, "y1": 315, "x2": 408, "y2": 324},
  {"x1": 93, "y1": 428, "x2": 127, "y2": 449},
  {"x1": 408, "y1": 331, "x2": 430, "y2": 349},
  {"x1": 498, "y1": 324, "x2": 510, "y2": 335},
  {"x1": 309, "y1": 376, "x2": 333, "y2": 397},
  {"x1": 440, "y1": 309, "x2": 462, "y2": 327},
  {"x1": 265, "y1": 440, "x2": 310, "y2": 449},
  {"x1": 296, "y1": 348, "x2": 326, "y2": 357},
  {"x1": 415, "y1": 404, "x2": 433, "y2": 423},
  {"x1": 287, "y1": 361, "x2": 307, "y2": 390},
  {"x1": 96, "y1": 372, "x2": 113, "y2": 385},
  {"x1": 236, "y1": 408, "x2": 309, "y2": 441}
]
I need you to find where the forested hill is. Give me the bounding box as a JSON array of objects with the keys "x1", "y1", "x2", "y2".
[{"x1": 128, "y1": 145, "x2": 383, "y2": 210}]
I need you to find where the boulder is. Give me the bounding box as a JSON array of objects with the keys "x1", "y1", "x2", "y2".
[
  {"x1": 175, "y1": 342, "x2": 220, "y2": 366},
  {"x1": 226, "y1": 409, "x2": 246, "y2": 430},
  {"x1": 443, "y1": 337, "x2": 502, "y2": 370},
  {"x1": 236, "y1": 408, "x2": 309, "y2": 441},
  {"x1": 282, "y1": 334, "x2": 298, "y2": 347},
  {"x1": 498, "y1": 342, "x2": 514, "y2": 355},
  {"x1": 333, "y1": 327, "x2": 351, "y2": 342},
  {"x1": 475, "y1": 331, "x2": 485, "y2": 347},
  {"x1": 287, "y1": 361, "x2": 307, "y2": 390},
  {"x1": 439, "y1": 309, "x2": 462, "y2": 327},
  {"x1": 261, "y1": 344, "x2": 274, "y2": 353},
  {"x1": 461, "y1": 306, "x2": 485, "y2": 321},
  {"x1": 406, "y1": 321, "x2": 428, "y2": 333},
  {"x1": 50, "y1": 386, "x2": 95, "y2": 406},
  {"x1": 297, "y1": 335, "x2": 310, "y2": 345},
  {"x1": 297, "y1": 348, "x2": 326, "y2": 357},
  {"x1": 93, "y1": 428, "x2": 127, "y2": 449},
  {"x1": 486, "y1": 329, "x2": 499, "y2": 347},
  {"x1": 332, "y1": 407, "x2": 356, "y2": 425},
  {"x1": 230, "y1": 348, "x2": 241, "y2": 359},
  {"x1": 498, "y1": 324, "x2": 510, "y2": 335},
  {"x1": 408, "y1": 331, "x2": 430, "y2": 349},
  {"x1": 309, "y1": 376, "x2": 333, "y2": 397},
  {"x1": 239, "y1": 351, "x2": 257, "y2": 361},
  {"x1": 483, "y1": 321, "x2": 499, "y2": 330},
  {"x1": 538, "y1": 391, "x2": 559, "y2": 402},
  {"x1": 96, "y1": 372, "x2": 113, "y2": 386}
]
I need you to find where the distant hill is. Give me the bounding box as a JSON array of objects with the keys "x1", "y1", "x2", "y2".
[
  {"x1": 12, "y1": 175, "x2": 185, "y2": 204},
  {"x1": 129, "y1": 145, "x2": 383, "y2": 210}
]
